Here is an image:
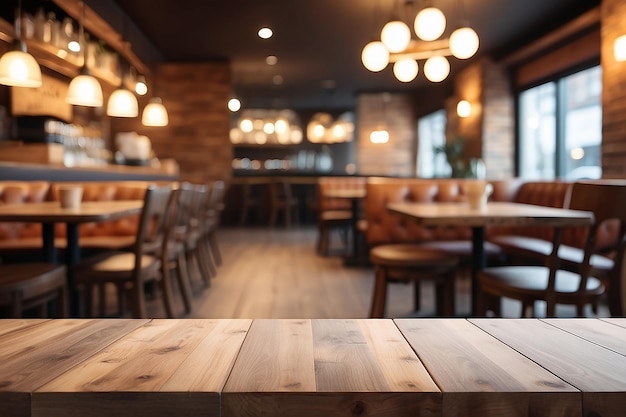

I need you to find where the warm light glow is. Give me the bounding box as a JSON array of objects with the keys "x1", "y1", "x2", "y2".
[
  {"x1": 614, "y1": 34, "x2": 626, "y2": 62},
  {"x1": 457, "y1": 100, "x2": 471, "y2": 118},
  {"x1": 312, "y1": 124, "x2": 325, "y2": 140},
  {"x1": 414, "y1": 7, "x2": 446, "y2": 41},
  {"x1": 332, "y1": 122, "x2": 346, "y2": 140},
  {"x1": 68, "y1": 40, "x2": 81, "y2": 53},
  {"x1": 381, "y1": 20, "x2": 411, "y2": 53},
  {"x1": 263, "y1": 121, "x2": 275, "y2": 134},
  {"x1": 370, "y1": 129, "x2": 389, "y2": 144},
  {"x1": 361, "y1": 41, "x2": 390, "y2": 72},
  {"x1": 570, "y1": 147, "x2": 585, "y2": 160},
  {"x1": 423, "y1": 55, "x2": 450, "y2": 82},
  {"x1": 450, "y1": 27, "x2": 480, "y2": 59},
  {"x1": 107, "y1": 88, "x2": 139, "y2": 117},
  {"x1": 266, "y1": 55, "x2": 278, "y2": 65},
  {"x1": 393, "y1": 58, "x2": 418, "y2": 82},
  {"x1": 0, "y1": 49, "x2": 43, "y2": 87},
  {"x1": 290, "y1": 127, "x2": 303, "y2": 144},
  {"x1": 274, "y1": 118, "x2": 288, "y2": 134},
  {"x1": 258, "y1": 27, "x2": 273, "y2": 39},
  {"x1": 240, "y1": 118, "x2": 254, "y2": 133},
  {"x1": 67, "y1": 71, "x2": 103, "y2": 107},
  {"x1": 135, "y1": 78, "x2": 148, "y2": 95},
  {"x1": 141, "y1": 97, "x2": 169, "y2": 126},
  {"x1": 228, "y1": 98, "x2": 242, "y2": 112}
]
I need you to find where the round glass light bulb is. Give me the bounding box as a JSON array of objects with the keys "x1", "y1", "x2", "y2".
[
  {"x1": 393, "y1": 58, "x2": 419, "y2": 82},
  {"x1": 381, "y1": 20, "x2": 411, "y2": 53},
  {"x1": 423, "y1": 55, "x2": 450, "y2": 82},
  {"x1": 263, "y1": 121, "x2": 275, "y2": 134},
  {"x1": 450, "y1": 27, "x2": 480, "y2": 59},
  {"x1": 457, "y1": 100, "x2": 471, "y2": 118},
  {"x1": 361, "y1": 41, "x2": 390, "y2": 72},
  {"x1": 258, "y1": 27, "x2": 273, "y2": 39},
  {"x1": 135, "y1": 81, "x2": 148, "y2": 96},
  {"x1": 414, "y1": 7, "x2": 446, "y2": 41},
  {"x1": 228, "y1": 98, "x2": 241, "y2": 112},
  {"x1": 274, "y1": 118, "x2": 288, "y2": 134}
]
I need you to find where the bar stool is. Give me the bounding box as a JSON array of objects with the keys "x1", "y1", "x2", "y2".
[
  {"x1": 268, "y1": 179, "x2": 299, "y2": 228},
  {"x1": 369, "y1": 244, "x2": 459, "y2": 318}
]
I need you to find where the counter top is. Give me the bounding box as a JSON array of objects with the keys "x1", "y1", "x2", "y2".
[{"x1": 1, "y1": 318, "x2": 625, "y2": 417}]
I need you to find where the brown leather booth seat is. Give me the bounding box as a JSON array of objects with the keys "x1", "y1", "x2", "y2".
[{"x1": 0, "y1": 181, "x2": 170, "y2": 255}]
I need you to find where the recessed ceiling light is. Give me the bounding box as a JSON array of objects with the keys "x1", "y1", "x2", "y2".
[
  {"x1": 258, "y1": 27, "x2": 273, "y2": 39},
  {"x1": 272, "y1": 75, "x2": 283, "y2": 85},
  {"x1": 266, "y1": 55, "x2": 278, "y2": 65}
]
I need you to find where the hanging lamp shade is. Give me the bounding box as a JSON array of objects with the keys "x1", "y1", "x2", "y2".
[
  {"x1": 393, "y1": 58, "x2": 419, "y2": 82},
  {"x1": 67, "y1": 67, "x2": 103, "y2": 107},
  {"x1": 0, "y1": 41, "x2": 42, "y2": 87},
  {"x1": 423, "y1": 55, "x2": 450, "y2": 82},
  {"x1": 142, "y1": 97, "x2": 169, "y2": 126},
  {"x1": 107, "y1": 87, "x2": 138, "y2": 117}
]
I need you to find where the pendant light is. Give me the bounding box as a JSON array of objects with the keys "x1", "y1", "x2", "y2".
[
  {"x1": 142, "y1": 97, "x2": 169, "y2": 126},
  {"x1": 107, "y1": 65, "x2": 138, "y2": 117},
  {"x1": 0, "y1": 0, "x2": 42, "y2": 88},
  {"x1": 66, "y1": 1, "x2": 103, "y2": 107}
]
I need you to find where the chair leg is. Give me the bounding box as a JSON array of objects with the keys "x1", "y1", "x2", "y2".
[
  {"x1": 58, "y1": 285, "x2": 68, "y2": 318},
  {"x1": 369, "y1": 266, "x2": 388, "y2": 318},
  {"x1": 208, "y1": 232, "x2": 222, "y2": 266},
  {"x1": 159, "y1": 271, "x2": 176, "y2": 318},
  {"x1": 413, "y1": 281, "x2": 421, "y2": 311},
  {"x1": 131, "y1": 282, "x2": 148, "y2": 319}
]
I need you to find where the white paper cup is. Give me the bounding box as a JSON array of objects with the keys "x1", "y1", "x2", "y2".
[
  {"x1": 466, "y1": 180, "x2": 492, "y2": 210},
  {"x1": 59, "y1": 186, "x2": 83, "y2": 209}
]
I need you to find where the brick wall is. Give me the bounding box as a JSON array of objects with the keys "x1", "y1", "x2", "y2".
[
  {"x1": 447, "y1": 58, "x2": 514, "y2": 179},
  {"x1": 601, "y1": 0, "x2": 626, "y2": 179},
  {"x1": 356, "y1": 93, "x2": 416, "y2": 177}
]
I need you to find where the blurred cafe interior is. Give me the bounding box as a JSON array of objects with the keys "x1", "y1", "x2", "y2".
[{"x1": 0, "y1": 0, "x2": 626, "y2": 320}]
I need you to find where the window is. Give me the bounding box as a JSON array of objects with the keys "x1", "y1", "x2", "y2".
[
  {"x1": 417, "y1": 109, "x2": 447, "y2": 177},
  {"x1": 518, "y1": 66, "x2": 602, "y2": 180}
]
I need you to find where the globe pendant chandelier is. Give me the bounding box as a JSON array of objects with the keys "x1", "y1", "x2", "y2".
[{"x1": 361, "y1": 1, "x2": 479, "y2": 83}]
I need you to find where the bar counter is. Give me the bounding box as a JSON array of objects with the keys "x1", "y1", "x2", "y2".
[
  {"x1": 0, "y1": 160, "x2": 178, "y2": 182},
  {"x1": 1, "y1": 318, "x2": 625, "y2": 417}
]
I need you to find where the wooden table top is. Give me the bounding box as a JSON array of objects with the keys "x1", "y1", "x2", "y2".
[
  {"x1": 387, "y1": 201, "x2": 594, "y2": 228},
  {"x1": 0, "y1": 200, "x2": 144, "y2": 223},
  {"x1": 0, "y1": 318, "x2": 624, "y2": 417}
]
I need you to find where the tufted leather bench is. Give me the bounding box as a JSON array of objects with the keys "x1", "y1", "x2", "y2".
[{"x1": 0, "y1": 181, "x2": 172, "y2": 258}]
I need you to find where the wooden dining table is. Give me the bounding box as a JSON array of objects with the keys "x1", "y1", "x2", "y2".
[
  {"x1": 0, "y1": 200, "x2": 144, "y2": 316},
  {"x1": 387, "y1": 202, "x2": 595, "y2": 315},
  {"x1": 0, "y1": 317, "x2": 624, "y2": 417}
]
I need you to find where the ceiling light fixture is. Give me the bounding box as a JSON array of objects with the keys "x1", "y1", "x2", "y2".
[
  {"x1": 228, "y1": 97, "x2": 242, "y2": 112},
  {"x1": 0, "y1": 0, "x2": 42, "y2": 88},
  {"x1": 142, "y1": 97, "x2": 169, "y2": 126},
  {"x1": 107, "y1": 85, "x2": 138, "y2": 117},
  {"x1": 67, "y1": 1, "x2": 103, "y2": 106},
  {"x1": 135, "y1": 74, "x2": 148, "y2": 95},
  {"x1": 361, "y1": 0, "x2": 479, "y2": 83},
  {"x1": 258, "y1": 27, "x2": 273, "y2": 39}
]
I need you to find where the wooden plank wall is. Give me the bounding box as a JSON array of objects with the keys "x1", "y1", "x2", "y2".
[{"x1": 601, "y1": 0, "x2": 626, "y2": 179}]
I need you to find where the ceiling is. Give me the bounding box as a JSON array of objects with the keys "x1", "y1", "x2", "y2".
[{"x1": 110, "y1": 0, "x2": 598, "y2": 110}]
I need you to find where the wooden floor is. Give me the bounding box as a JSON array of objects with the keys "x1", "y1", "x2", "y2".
[{"x1": 146, "y1": 226, "x2": 610, "y2": 319}]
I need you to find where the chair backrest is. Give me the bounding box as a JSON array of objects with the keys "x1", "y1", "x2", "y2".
[
  {"x1": 134, "y1": 184, "x2": 173, "y2": 261},
  {"x1": 548, "y1": 180, "x2": 626, "y2": 296},
  {"x1": 205, "y1": 180, "x2": 226, "y2": 226}
]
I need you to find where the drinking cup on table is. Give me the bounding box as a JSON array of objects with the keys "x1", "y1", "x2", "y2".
[
  {"x1": 59, "y1": 185, "x2": 83, "y2": 209},
  {"x1": 466, "y1": 180, "x2": 493, "y2": 210}
]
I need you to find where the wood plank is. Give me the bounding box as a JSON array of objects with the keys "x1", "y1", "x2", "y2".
[
  {"x1": 0, "y1": 319, "x2": 49, "y2": 338},
  {"x1": 223, "y1": 319, "x2": 440, "y2": 417},
  {"x1": 396, "y1": 319, "x2": 580, "y2": 417},
  {"x1": 543, "y1": 318, "x2": 626, "y2": 356},
  {"x1": 34, "y1": 319, "x2": 248, "y2": 417},
  {"x1": 0, "y1": 319, "x2": 146, "y2": 417},
  {"x1": 472, "y1": 319, "x2": 626, "y2": 417}
]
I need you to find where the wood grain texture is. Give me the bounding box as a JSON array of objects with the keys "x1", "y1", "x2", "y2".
[
  {"x1": 0, "y1": 319, "x2": 49, "y2": 338},
  {"x1": 543, "y1": 318, "x2": 626, "y2": 356},
  {"x1": 223, "y1": 319, "x2": 440, "y2": 417},
  {"x1": 472, "y1": 318, "x2": 626, "y2": 417},
  {"x1": 34, "y1": 319, "x2": 249, "y2": 417},
  {"x1": 395, "y1": 319, "x2": 579, "y2": 417}
]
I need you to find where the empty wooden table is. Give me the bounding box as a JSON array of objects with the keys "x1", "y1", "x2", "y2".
[
  {"x1": 0, "y1": 318, "x2": 625, "y2": 417},
  {"x1": 387, "y1": 202, "x2": 594, "y2": 315},
  {"x1": 0, "y1": 200, "x2": 144, "y2": 315}
]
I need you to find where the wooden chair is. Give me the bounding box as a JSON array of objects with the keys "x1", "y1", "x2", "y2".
[
  {"x1": 369, "y1": 243, "x2": 459, "y2": 318},
  {"x1": 75, "y1": 185, "x2": 175, "y2": 319},
  {"x1": 477, "y1": 181, "x2": 626, "y2": 317},
  {"x1": 268, "y1": 179, "x2": 299, "y2": 228},
  {"x1": 0, "y1": 263, "x2": 67, "y2": 317},
  {"x1": 202, "y1": 180, "x2": 225, "y2": 269}
]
